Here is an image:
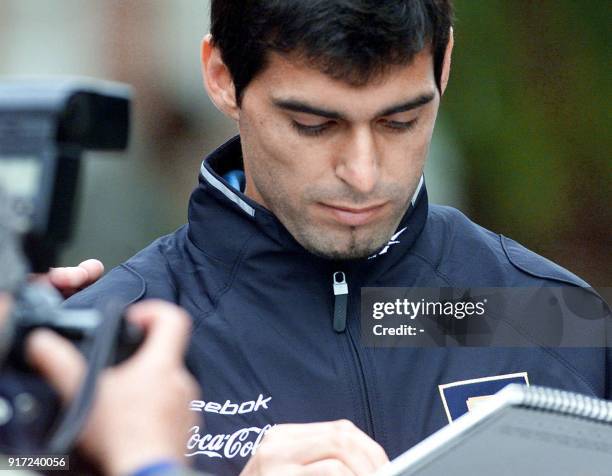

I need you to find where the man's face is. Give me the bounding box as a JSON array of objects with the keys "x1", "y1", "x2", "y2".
[{"x1": 238, "y1": 49, "x2": 440, "y2": 260}]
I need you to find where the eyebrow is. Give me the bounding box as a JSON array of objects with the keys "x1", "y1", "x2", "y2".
[{"x1": 272, "y1": 92, "x2": 436, "y2": 121}]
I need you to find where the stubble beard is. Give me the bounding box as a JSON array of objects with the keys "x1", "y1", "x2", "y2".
[
  {"x1": 254, "y1": 177, "x2": 410, "y2": 260},
  {"x1": 291, "y1": 218, "x2": 403, "y2": 260}
]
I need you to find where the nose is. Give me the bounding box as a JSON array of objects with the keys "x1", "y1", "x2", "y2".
[{"x1": 335, "y1": 128, "x2": 379, "y2": 195}]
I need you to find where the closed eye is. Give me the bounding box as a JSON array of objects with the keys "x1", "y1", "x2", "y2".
[
  {"x1": 291, "y1": 120, "x2": 334, "y2": 137},
  {"x1": 381, "y1": 118, "x2": 418, "y2": 132}
]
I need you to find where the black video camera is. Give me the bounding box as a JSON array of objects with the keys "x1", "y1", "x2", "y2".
[{"x1": 0, "y1": 78, "x2": 142, "y2": 456}]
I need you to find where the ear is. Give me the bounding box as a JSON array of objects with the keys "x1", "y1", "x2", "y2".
[
  {"x1": 440, "y1": 27, "x2": 454, "y2": 95},
  {"x1": 200, "y1": 33, "x2": 240, "y2": 120}
]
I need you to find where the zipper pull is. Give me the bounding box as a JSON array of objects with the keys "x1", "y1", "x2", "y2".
[{"x1": 333, "y1": 271, "x2": 348, "y2": 333}]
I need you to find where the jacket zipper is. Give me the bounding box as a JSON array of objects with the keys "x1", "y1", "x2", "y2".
[
  {"x1": 333, "y1": 272, "x2": 348, "y2": 332},
  {"x1": 332, "y1": 271, "x2": 376, "y2": 439}
]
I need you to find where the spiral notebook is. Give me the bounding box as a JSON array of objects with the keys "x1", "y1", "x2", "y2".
[{"x1": 376, "y1": 384, "x2": 612, "y2": 476}]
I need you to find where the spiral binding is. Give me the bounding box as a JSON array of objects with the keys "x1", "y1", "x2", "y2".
[{"x1": 518, "y1": 385, "x2": 612, "y2": 423}]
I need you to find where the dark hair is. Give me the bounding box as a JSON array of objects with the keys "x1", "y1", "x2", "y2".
[{"x1": 211, "y1": 0, "x2": 454, "y2": 105}]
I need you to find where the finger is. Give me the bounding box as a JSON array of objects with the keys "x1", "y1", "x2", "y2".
[
  {"x1": 47, "y1": 259, "x2": 105, "y2": 296},
  {"x1": 264, "y1": 434, "x2": 376, "y2": 476},
  {"x1": 0, "y1": 293, "x2": 13, "y2": 327},
  {"x1": 266, "y1": 421, "x2": 388, "y2": 473},
  {"x1": 77, "y1": 259, "x2": 105, "y2": 284},
  {"x1": 25, "y1": 329, "x2": 86, "y2": 403},
  {"x1": 126, "y1": 300, "x2": 192, "y2": 365},
  {"x1": 48, "y1": 266, "x2": 89, "y2": 291},
  {"x1": 300, "y1": 459, "x2": 354, "y2": 476}
]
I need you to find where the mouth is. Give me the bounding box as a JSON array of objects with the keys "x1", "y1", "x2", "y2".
[{"x1": 318, "y1": 202, "x2": 388, "y2": 227}]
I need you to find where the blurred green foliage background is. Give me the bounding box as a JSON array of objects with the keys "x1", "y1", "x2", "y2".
[{"x1": 445, "y1": 0, "x2": 611, "y2": 284}]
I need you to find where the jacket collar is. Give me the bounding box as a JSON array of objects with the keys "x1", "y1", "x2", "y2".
[{"x1": 188, "y1": 135, "x2": 428, "y2": 277}]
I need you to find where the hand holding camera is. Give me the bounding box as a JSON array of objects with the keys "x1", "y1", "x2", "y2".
[
  {"x1": 26, "y1": 299, "x2": 199, "y2": 476},
  {"x1": 0, "y1": 79, "x2": 200, "y2": 474}
]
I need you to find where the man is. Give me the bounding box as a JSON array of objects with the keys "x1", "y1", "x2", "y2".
[{"x1": 65, "y1": 1, "x2": 610, "y2": 475}]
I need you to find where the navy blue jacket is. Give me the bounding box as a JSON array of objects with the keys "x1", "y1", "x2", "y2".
[{"x1": 66, "y1": 136, "x2": 611, "y2": 475}]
